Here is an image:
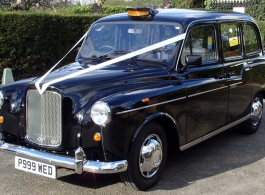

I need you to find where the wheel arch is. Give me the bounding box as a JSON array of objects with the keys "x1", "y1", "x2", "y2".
[
  {"x1": 259, "y1": 90, "x2": 265, "y2": 100},
  {"x1": 132, "y1": 112, "x2": 180, "y2": 150}
]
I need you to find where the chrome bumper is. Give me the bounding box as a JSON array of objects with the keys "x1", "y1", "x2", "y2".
[{"x1": 0, "y1": 141, "x2": 127, "y2": 174}]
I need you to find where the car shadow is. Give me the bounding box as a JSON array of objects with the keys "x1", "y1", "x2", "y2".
[
  {"x1": 58, "y1": 169, "x2": 121, "y2": 189},
  {"x1": 149, "y1": 124, "x2": 265, "y2": 191}
]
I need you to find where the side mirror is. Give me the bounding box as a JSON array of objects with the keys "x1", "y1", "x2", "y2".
[
  {"x1": 185, "y1": 55, "x2": 202, "y2": 66},
  {"x1": 182, "y1": 55, "x2": 202, "y2": 72}
]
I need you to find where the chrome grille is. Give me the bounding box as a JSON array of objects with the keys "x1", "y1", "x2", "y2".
[{"x1": 26, "y1": 90, "x2": 62, "y2": 147}]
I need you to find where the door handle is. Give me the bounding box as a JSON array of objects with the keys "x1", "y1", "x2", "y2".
[
  {"x1": 215, "y1": 72, "x2": 234, "y2": 79},
  {"x1": 215, "y1": 73, "x2": 228, "y2": 79}
]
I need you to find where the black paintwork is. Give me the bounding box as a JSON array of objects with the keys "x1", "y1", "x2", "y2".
[{"x1": 1, "y1": 9, "x2": 265, "y2": 161}]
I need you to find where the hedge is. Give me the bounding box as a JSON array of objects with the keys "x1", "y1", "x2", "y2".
[
  {"x1": 59, "y1": 5, "x2": 127, "y2": 14},
  {"x1": 0, "y1": 12, "x2": 103, "y2": 80}
]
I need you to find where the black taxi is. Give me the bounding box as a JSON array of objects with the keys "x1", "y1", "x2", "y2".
[{"x1": 0, "y1": 7, "x2": 265, "y2": 190}]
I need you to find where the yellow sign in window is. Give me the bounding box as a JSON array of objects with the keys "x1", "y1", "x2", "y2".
[
  {"x1": 229, "y1": 37, "x2": 239, "y2": 47},
  {"x1": 207, "y1": 37, "x2": 213, "y2": 50}
]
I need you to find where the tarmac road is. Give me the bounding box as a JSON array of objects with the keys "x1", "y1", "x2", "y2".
[{"x1": 1, "y1": 106, "x2": 265, "y2": 195}]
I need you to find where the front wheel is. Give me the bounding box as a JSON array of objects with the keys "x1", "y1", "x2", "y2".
[
  {"x1": 240, "y1": 94, "x2": 263, "y2": 134},
  {"x1": 120, "y1": 122, "x2": 168, "y2": 191}
]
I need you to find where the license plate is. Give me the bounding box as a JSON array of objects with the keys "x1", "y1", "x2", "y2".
[{"x1": 15, "y1": 156, "x2": 56, "y2": 179}]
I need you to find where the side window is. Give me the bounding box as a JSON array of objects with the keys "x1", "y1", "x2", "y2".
[
  {"x1": 244, "y1": 25, "x2": 260, "y2": 54},
  {"x1": 181, "y1": 25, "x2": 217, "y2": 65},
  {"x1": 221, "y1": 23, "x2": 242, "y2": 59}
]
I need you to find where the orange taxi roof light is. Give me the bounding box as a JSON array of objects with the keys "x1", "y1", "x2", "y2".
[
  {"x1": 128, "y1": 9, "x2": 149, "y2": 17},
  {"x1": 127, "y1": 7, "x2": 158, "y2": 18}
]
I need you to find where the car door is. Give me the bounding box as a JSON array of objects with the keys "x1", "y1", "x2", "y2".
[
  {"x1": 243, "y1": 22, "x2": 264, "y2": 104},
  {"x1": 179, "y1": 22, "x2": 229, "y2": 143},
  {"x1": 220, "y1": 22, "x2": 252, "y2": 124}
]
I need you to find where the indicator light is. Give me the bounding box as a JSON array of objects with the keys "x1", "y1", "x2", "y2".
[
  {"x1": 0, "y1": 116, "x2": 4, "y2": 124},
  {"x1": 142, "y1": 98, "x2": 150, "y2": 103},
  {"x1": 94, "y1": 133, "x2": 101, "y2": 142}
]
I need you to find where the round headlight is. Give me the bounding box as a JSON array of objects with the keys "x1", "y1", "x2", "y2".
[
  {"x1": 0, "y1": 91, "x2": 4, "y2": 109},
  {"x1": 90, "y1": 101, "x2": 111, "y2": 126}
]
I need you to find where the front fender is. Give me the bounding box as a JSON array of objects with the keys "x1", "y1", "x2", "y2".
[{"x1": 100, "y1": 82, "x2": 187, "y2": 160}]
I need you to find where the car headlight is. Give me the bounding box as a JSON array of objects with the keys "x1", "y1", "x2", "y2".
[
  {"x1": 0, "y1": 91, "x2": 4, "y2": 109},
  {"x1": 90, "y1": 101, "x2": 111, "y2": 126}
]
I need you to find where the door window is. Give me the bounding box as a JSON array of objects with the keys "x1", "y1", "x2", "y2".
[
  {"x1": 181, "y1": 25, "x2": 217, "y2": 65},
  {"x1": 244, "y1": 25, "x2": 260, "y2": 54},
  {"x1": 221, "y1": 23, "x2": 242, "y2": 59}
]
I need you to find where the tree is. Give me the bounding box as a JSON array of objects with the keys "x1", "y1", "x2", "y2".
[
  {"x1": 163, "y1": 0, "x2": 171, "y2": 8},
  {"x1": 10, "y1": 0, "x2": 53, "y2": 10},
  {"x1": 91, "y1": 0, "x2": 105, "y2": 13},
  {"x1": 171, "y1": 0, "x2": 205, "y2": 8}
]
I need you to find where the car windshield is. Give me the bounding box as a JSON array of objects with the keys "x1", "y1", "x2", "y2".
[{"x1": 76, "y1": 22, "x2": 182, "y2": 65}]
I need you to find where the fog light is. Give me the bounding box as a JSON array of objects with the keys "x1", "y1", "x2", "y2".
[
  {"x1": 0, "y1": 116, "x2": 4, "y2": 124},
  {"x1": 94, "y1": 133, "x2": 101, "y2": 142}
]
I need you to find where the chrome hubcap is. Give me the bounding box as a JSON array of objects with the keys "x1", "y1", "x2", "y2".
[
  {"x1": 139, "y1": 134, "x2": 163, "y2": 178},
  {"x1": 251, "y1": 97, "x2": 263, "y2": 127}
]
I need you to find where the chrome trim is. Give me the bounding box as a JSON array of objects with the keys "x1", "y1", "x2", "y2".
[
  {"x1": 116, "y1": 96, "x2": 186, "y2": 115},
  {"x1": 251, "y1": 96, "x2": 263, "y2": 126},
  {"x1": 26, "y1": 90, "x2": 62, "y2": 147},
  {"x1": 188, "y1": 86, "x2": 228, "y2": 98},
  {"x1": 180, "y1": 115, "x2": 251, "y2": 151},
  {"x1": 75, "y1": 147, "x2": 84, "y2": 174},
  {"x1": 139, "y1": 134, "x2": 163, "y2": 178},
  {"x1": 0, "y1": 142, "x2": 127, "y2": 174},
  {"x1": 229, "y1": 82, "x2": 243, "y2": 87},
  {"x1": 0, "y1": 91, "x2": 4, "y2": 109}
]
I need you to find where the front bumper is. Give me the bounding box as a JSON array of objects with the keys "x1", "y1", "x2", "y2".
[{"x1": 0, "y1": 141, "x2": 128, "y2": 174}]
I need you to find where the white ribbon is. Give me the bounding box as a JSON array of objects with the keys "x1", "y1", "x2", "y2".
[
  {"x1": 35, "y1": 32, "x2": 88, "y2": 94},
  {"x1": 35, "y1": 33, "x2": 186, "y2": 94}
]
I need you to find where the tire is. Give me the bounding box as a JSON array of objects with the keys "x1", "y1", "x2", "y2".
[
  {"x1": 240, "y1": 94, "x2": 263, "y2": 134},
  {"x1": 120, "y1": 122, "x2": 168, "y2": 191}
]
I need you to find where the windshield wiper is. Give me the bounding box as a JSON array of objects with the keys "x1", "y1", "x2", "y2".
[
  {"x1": 149, "y1": 48, "x2": 172, "y2": 53},
  {"x1": 129, "y1": 55, "x2": 140, "y2": 64},
  {"x1": 98, "y1": 50, "x2": 129, "y2": 58},
  {"x1": 113, "y1": 50, "x2": 128, "y2": 55},
  {"x1": 89, "y1": 50, "x2": 130, "y2": 64},
  {"x1": 91, "y1": 55, "x2": 109, "y2": 63}
]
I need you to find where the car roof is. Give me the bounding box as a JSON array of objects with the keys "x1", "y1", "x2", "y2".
[{"x1": 94, "y1": 8, "x2": 255, "y2": 31}]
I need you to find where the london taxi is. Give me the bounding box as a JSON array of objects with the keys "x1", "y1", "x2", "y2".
[{"x1": 0, "y1": 7, "x2": 264, "y2": 191}]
